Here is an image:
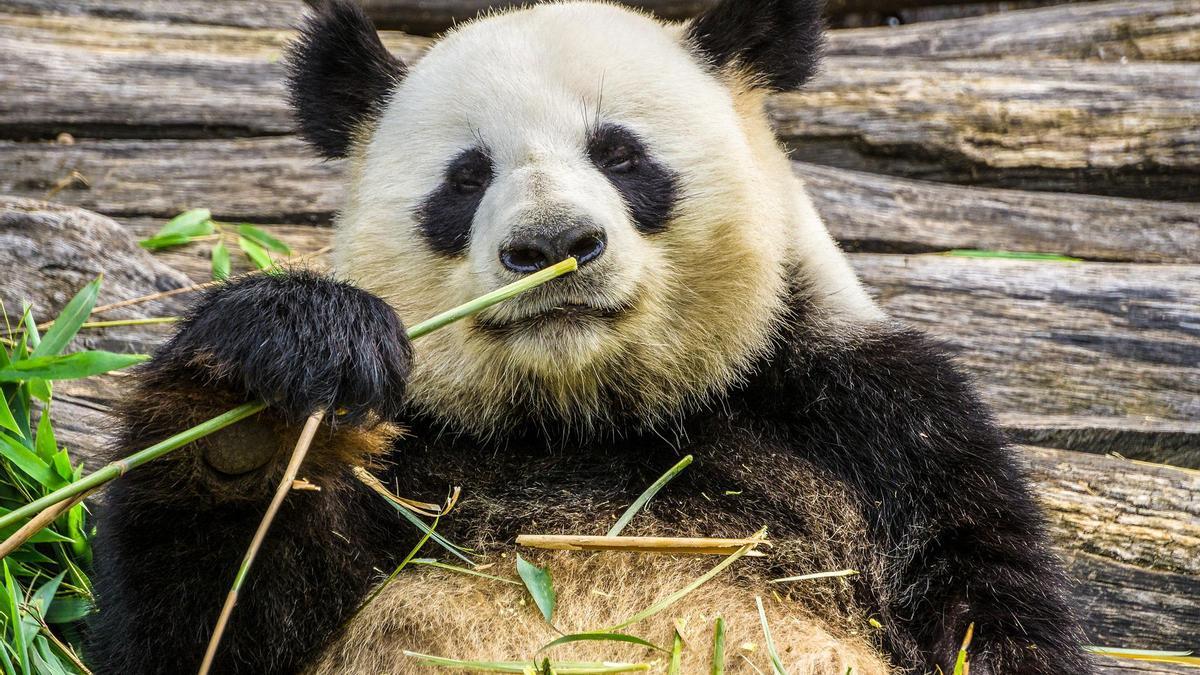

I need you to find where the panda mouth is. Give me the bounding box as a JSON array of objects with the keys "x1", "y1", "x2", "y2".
[{"x1": 473, "y1": 301, "x2": 630, "y2": 336}]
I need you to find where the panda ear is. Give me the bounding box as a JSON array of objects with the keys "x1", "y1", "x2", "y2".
[
  {"x1": 285, "y1": 0, "x2": 406, "y2": 159},
  {"x1": 685, "y1": 0, "x2": 825, "y2": 92}
]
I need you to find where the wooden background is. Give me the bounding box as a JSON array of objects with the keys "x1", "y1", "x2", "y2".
[{"x1": 0, "y1": 1, "x2": 1197, "y2": 671}]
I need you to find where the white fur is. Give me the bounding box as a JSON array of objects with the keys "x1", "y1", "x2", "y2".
[{"x1": 335, "y1": 1, "x2": 883, "y2": 435}]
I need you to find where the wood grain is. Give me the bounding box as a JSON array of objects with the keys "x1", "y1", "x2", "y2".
[
  {"x1": 827, "y1": 0, "x2": 1200, "y2": 61},
  {"x1": 5, "y1": 12, "x2": 1198, "y2": 200},
  {"x1": 6, "y1": 137, "x2": 1198, "y2": 263}
]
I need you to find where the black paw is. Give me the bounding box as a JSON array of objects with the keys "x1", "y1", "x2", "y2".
[{"x1": 148, "y1": 271, "x2": 411, "y2": 425}]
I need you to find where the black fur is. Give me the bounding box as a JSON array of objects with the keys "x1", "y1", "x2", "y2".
[
  {"x1": 588, "y1": 124, "x2": 679, "y2": 234},
  {"x1": 285, "y1": 0, "x2": 405, "y2": 159},
  {"x1": 88, "y1": 278, "x2": 1091, "y2": 674},
  {"x1": 416, "y1": 147, "x2": 494, "y2": 256},
  {"x1": 687, "y1": 0, "x2": 826, "y2": 91},
  {"x1": 150, "y1": 270, "x2": 412, "y2": 425}
]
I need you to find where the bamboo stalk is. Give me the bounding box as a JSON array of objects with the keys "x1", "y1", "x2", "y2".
[
  {"x1": 198, "y1": 410, "x2": 325, "y2": 675},
  {"x1": 0, "y1": 402, "x2": 267, "y2": 531},
  {"x1": 516, "y1": 535, "x2": 771, "y2": 556},
  {"x1": 0, "y1": 492, "x2": 88, "y2": 560},
  {"x1": 0, "y1": 257, "x2": 578, "y2": 533}
]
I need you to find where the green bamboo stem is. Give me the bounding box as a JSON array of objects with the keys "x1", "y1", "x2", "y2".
[
  {"x1": 0, "y1": 257, "x2": 578, "y2": 534},
  {"x1": 0, "y1": 402, "x2": 268, "y2": 530}
]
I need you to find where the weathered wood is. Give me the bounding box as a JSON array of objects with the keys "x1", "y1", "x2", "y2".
[
  {"x1": 826, "y1": 0, "x2": 1200, "y2": 61},
  {"x1": 1001, "y1": 414, "x2": 1200, "y2": 469},
  {"x1": 5, "y1": 13, "x2": 1198, "y2": 200},
  {"x1": 0, "y1": 0, "x2": 309, "y2": 29},
  {"x1": 6, "y1": 138, "x2": 1199, "y2": 264},
  {"x1": 0, "y1": 12, "x2": 430, "y2": 139},
  {"x1": 0, "y1": 197, "x2": 192, "y2": 353},
  {"x1": 774, "y1": 57, "x2": 1200, "y2": 200},
  {"x1": 794, "y1": 163, "x2": 1200, "y2": 264}
]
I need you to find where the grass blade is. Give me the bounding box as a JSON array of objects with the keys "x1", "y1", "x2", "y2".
[
  {"x1": 403, "y1": 652, "x2": 651, "y2": 673},
  {"x1": 1083, "y1": 647, "x2": 1198, "y2": 665},
  {"x1": 516, "y1": 554, "x2": 556, "y2": 625},
  {"x1": 408, "y1": 559, "x2": 520, "y2": 585},
  {"x1": 607, "y1": 455, "x2": 693, "y2": 537},
  {"x1": 769, "y1": 569, "x2": 859, "y2": 584},
  {"x1": 540, "y1": 632, "x2": 665, "y2": 654},
  {"x1": 952, "y1": 623, "x2": 974, "y2": 675},
  {"x1": 667, "y1": 623, "x2": 685, "y2": 675},
  {"x1": 755, "y1": 597, "x2": 786, "y2": 675},
  {"x1": 600, "y1": 528, "x2": 767, "y2": 632},
  {"x1": 711, "y1": 616, "x2": 725, "y2": 675}
]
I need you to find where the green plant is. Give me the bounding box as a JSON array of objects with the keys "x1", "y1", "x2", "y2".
[
  {"x1": 1, "y1": 278, "x2": 150, "y2": 674},
  {"x1": 139, "y1": 209, "x2": 293, "y2": 279}
]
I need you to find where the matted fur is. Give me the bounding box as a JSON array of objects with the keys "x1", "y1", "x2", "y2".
[{"x1": 310, "y1": 552, "x2": 889, "y2": 675}]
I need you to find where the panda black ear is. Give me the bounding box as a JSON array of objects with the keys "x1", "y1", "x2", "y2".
[
  {"x1": 685, "y1": 0, "x2": 825, "y2": 92},
  {"x1": 285, "y1": 0, "x2": 406, "y2": 159}
]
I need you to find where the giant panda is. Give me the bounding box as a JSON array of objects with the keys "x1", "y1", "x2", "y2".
[{"x1": 86, "y1": 1, "x2": 1092, "y2": 673}]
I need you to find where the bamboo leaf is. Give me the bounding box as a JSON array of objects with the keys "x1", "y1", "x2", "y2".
[
  {"x1": 403, "y1": 652, "x2": 650, "y2": 673},
  {"x1": 711, "y1": 617, "x2": 726, "y2": 675},
  {"x1": 154, "y1": 209, "x2": 213, "y2": 239},
  {"x1": 668, "y1": 623, "x2": 685, "y2": 675},
  {"x1": 29, "y1": 571, "x2": 66, "y2": 621},
  {"x1": 944, "y1": 249, "x2": 1081, "y2": 263},
  {"x1": 0, "y1": 352, "x2": 149, "y2": 382},
  {"x1": 516, "y1": 555, "x2": 556, "y2": 625},
  {"x1": 34, "y1": 408, "x2": 57, "y2": 463},
  {"x1": 408, "y1": 559, "x2": 520, "y2": 585},
  {"x1": 0, "y1": 394, "x2": 21, "y2": 439},
  {"x1": 236, "y1": 225, "x2": 292, "y2": 255},
  {"x1": 540, "y1": 632, "x2": 665, "y2": 653},
  {"x1": 31, "y1": 278, "x2": 101, "y2": 360},
  {"x1": 608, "y1": 455, "x2": 693, "y2": 537},
  {"x1": 43, "y1": 597, "x2": 90, "y2": 625},
  {"x1": 139, "y1": 234, "x2": 196, "y2": 250},
  {"x1": 0, "y1": 432, "x2": 60, "y2": 487},
  {"x1": 238, "y1": 236, "x2": 274, "y2": 270},
  {"x1": 211, "y1": 241, "x2": 231, "y2": 281}
]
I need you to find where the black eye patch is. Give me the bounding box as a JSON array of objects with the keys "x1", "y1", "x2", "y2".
[
  {"x1": 587, "y1": 124, "x2": 679, "y2": 234},
  {"x1": 415, "y1": 147, "x2": 493, "y2": 256}
]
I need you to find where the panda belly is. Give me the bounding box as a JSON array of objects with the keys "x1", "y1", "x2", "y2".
[{"x1": 307, "y1": 550, "x2": 890, "y2": 674}]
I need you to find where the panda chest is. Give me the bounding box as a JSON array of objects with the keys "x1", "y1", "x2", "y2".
[{"x1": 308, "y1": 549, "x2": 889, "y2": 675}]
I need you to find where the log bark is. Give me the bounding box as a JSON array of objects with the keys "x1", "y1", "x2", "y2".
[
  {"x1": 773, "y1": 57, "x2": 1200, "y2": 201},
  {"x1": 826, "y1": 0, "x2": 1200, "y2": 61},
  {"x1": 4, "y1": 12, "x2": 1199, "y2": 200},
  {"x1": 5, "y1": 138, "x2": 1198, "y2": 264}
]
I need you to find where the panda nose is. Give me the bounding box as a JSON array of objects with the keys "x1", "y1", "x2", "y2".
[{"x1": 499, "y1": 224, "x2": 607, "y2": 274}]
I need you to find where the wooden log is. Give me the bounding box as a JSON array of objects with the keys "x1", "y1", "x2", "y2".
[
  {"x1": 793, "y1": 163, "x2": 1200, "y2": 264},
  {"x1": 5, "y1": 138, "x2": 1198, "y2": 264},
  {"x1": 0, "y1": 0, "x2": 309, "y2": 29},
  {"x1": 826, "y1": 0, "x2": 1200, "y2": 61},
  {"x1": 4, "y1": 12, "x2": 1199, "y2": 200},
  {"x1": 773, "y1": 57, "x2": 1200, "y2": 201},
  {"x1": 0, "y1": 12, "x2": 430, "y2": 139}
]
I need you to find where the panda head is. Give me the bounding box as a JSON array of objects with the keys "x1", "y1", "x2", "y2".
[{"x1": 287, "y1": 0, "x2": 879, "y2": 438}]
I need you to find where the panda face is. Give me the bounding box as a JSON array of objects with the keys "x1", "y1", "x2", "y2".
[{"x1": 304, "y1": 0, "x2": 876, "y2": 436}]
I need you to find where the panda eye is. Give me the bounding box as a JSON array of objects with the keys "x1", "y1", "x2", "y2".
[
  {"x1": 601, "y1": 145, "x2": 639, "y2": 174},
  {"x1": 445, "y1": 148, "x2": 493, "y2": 195}
]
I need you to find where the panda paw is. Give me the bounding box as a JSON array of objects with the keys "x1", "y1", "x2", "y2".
[{"x1": 147, "y1": 270, "x2": 412, "y2": 426}]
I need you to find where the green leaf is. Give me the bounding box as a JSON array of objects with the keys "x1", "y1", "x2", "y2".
[
  {"x1": 155, "y1": 209, "x2": 213, "y2": 239},
  {"x1": 516, "y1": 554, "x2": 556, "y2": 625},
  {"x1": 29, "y1": 571, "x2": 66, "y2": 621},
  {"x1": 3, "y1": 562, "x2": 29, "y2": 673},
  {"x1": 608, "y1": 455, "x2": 692, "y2": 536},
  {"x1": 540, "y1": 633, "x2": 665, "y2": 654},
  {"x1": 211, "y1": 241, "x2": 231, "y2": 281},
  {"x1": 0, "y1": 432, "x2": 60, "y2": 487},
  {"x1": 31, "y1": 277, "x2": 101, "y2": 359},
  {"x1": 0, "y1": 393, "x2": 21, "y2": 439},
  {"x1": 402, "y1": 652, "x2": 650, "y2": 673},
  {"x1": 0, "y1": 352, "x2": 149, "y2": 382},
  {"x1": 236, "y1": 224, "x2": 292, "y2": 255},
  {"x1": 944, "y1": 249, "x2": 1081, "y2": 262},
  {"x1": 711, "y1": 616, "x2": 726, "y2": 675},
  {"x1": 238, "y1": 236, "x2": 274, "y2": 270},
  {"x1": 138, "y1": 234, "x2": 195, "y2": 250},
  {"x1": 43, "y1": 596, "x2": 91, "y2": 625},
  {"x1": 668, "y1": 624, "x2": 684, "y2": 675},
  {"x1": 408, "y1": 559, "x2": 521, "y2": 585},
  {"x1": 35, "y1": 407, "x2": 57, "y2": 463}
]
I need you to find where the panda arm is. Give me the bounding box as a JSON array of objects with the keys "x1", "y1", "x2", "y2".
[
  {"x1": 87, "y1": 272, "x2": 412, "y2": 674},
  {"x1": 761, "y1": 326, "x2": 1091, "y2": 674}
]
